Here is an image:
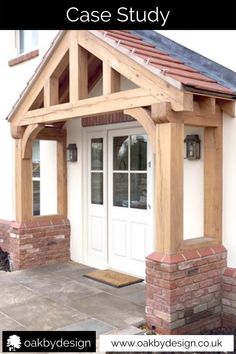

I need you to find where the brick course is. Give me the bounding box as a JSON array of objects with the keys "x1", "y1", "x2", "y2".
[
  {"x1": 146, "y1": 245, "x2": 227, "y2": 334},
  {"x1": 82, "y1": 112, "x2": 135, "y2": 127},
  {"x1": 0, "y1": 218, "x2": 70, "y2": 270}
]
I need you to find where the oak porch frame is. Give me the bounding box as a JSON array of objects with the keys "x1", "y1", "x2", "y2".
[{"x1": 9, "y1": 30, "x2": 229, "y2": 255}]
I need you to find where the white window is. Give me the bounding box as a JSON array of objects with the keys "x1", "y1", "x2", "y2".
[
  {"x1": 17, "y1": 30, "x2": 38, "y2": 55},
  {"x1": 32, "y1": 140, "x2": 40, "y2": 216}
]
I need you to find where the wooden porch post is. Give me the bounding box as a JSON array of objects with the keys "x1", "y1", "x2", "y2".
[
  {"x1": 15, "y1": 139, "x2": 33, "y2": 222},
  {"x1": 156, "y1": 122, "x2": 184, "y2": 254}
]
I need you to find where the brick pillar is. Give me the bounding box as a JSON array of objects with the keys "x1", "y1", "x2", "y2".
[
  {"x1": 146, "y1": 245, "x2": 226, "y2": 334},
  {"x1": 0, "y1": 217, "x2": 70, "y2": 270},
  {"x1": 222, "y1": 267, "x2": 236, "y2": 327}
]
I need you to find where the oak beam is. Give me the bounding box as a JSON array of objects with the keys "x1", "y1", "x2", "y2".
[
  {"x1": 37, "y1": 127, "x2": 66, "y2": 140},
  {"x1": 44, "y1": 78, "x2": 59, "y2": 107},
  {"x1": 15, "y1": 139, "x2": 33, "y2": 221},
  {"x1": 197, "y1": 96, "x2": 216, "y2": 116},
  {"x1": 103, "y1": 62, "x2": 120, "y2": 95},
  {"x1": 124, "y1": 107, "x2": 156, "y2": 153},
  {"x1": 204, "y1": 116, "x2": 223, "y2": 243},
  {"x1": 21, "y1": 88, "x2": 158, "y2": 125},
  {"x1": 151, "y1": 102, "x2": 222, "y2": 127},
  {"x1": 69, "y1": 31, "x2": 88, "y2": 102},
  {"x1": 57, "y1": 137, "x2": 67, "y2": 216},
  {"x1": 156, "y1": 122, "x2": 184, "y2": 254},
  {"x1": 217, "y1": 99, "x2": 236, "y2": 117},
  {"x1": 11, "y1": 125, "x2": 25, "y2": 139}
]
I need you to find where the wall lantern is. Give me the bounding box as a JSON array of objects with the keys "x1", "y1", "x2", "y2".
[
  {"x1": 67, "y1": 144, "x2": 77, "y2": 162},
  {"x1": 184, "y1": 134, "x2": 201, "y2": 160}
]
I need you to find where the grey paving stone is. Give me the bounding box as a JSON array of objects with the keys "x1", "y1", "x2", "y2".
[
  {"x1": 0, "y1": 314, "x2": 26, "y2": 331},
  {"x1": 58, "y1": 318, "x2": 115, "y2": 336},
  {"x1": 1, "y1": 296, "x2": 81, "y2": 331},
  {"x1": 71, "y1": 292, "x2": 144, "y2": 328},
  {"x1": 22, "y1": 278, "x2": 102, "y2": 307},
  {"x1": 0, "y1": 284, "x2": 38, "y2": 308}
]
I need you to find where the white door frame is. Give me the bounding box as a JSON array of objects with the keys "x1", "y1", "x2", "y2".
[{"x1": 82, "y1": 122, "x2": 155, "y2": 274}]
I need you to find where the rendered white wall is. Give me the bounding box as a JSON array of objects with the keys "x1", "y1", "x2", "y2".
[
  {"x1": 66, "y1": 119, "x2": 83, "y2": 263},
  {"x1": 40, "y1": 141, "x2": 57, "y2": 215},
  {"x1": 184, "y1": 127, "x2": 204, "y2": 239},
  {"x1": 0, "y1": 30, "x2": 58, "y2": 221},
  {"x1": 223, "y1": 111, "x2": 236, "y2": 267}
]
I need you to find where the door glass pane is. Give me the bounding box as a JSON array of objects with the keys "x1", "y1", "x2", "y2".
[
  {"x1": 91, "y1": 172, "x2": 103, "y2": 205},
  {"x1": 113, "y1": 136, "x2": 129, "y2": 170},
  {"x1": 130, "y1": 173, "x2": 147, "y2": 209},
  {"x1": 131, "y1": 135, "x2": 147, "y2": 171},
  {"x1": 33, "y1": 180, "x2": 40, "y2": 216},
  {"x1": 113, "y1": 173, "x2": 128, "y2": 207},
  {"x1": 91, "y1": 138, "x2": 103, "y2": 170}
]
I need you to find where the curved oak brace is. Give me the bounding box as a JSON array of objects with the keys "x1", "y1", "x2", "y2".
[
  {"x1": 22, "y1": 124, "x2": 44, "y2": 159},
  {"x1": 124, "y1": 107, "x2": 156, "y2": 153}
]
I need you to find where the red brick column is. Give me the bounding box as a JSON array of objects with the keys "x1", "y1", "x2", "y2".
[
  {"x1": 146, "y1": 245, "x2": 227, "y2": 334},
  {"x1": 222, "y1": 267, "x2": 236, "y2": 327},
  {"x1": 0, "y1": 217, "x2": 70, "y2": 270}
]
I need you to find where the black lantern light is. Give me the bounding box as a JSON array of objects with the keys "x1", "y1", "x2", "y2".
[
  {"x1": 184, "y1": 134, "x2": 201, "y2": 160},
  {"x1": 67, "y1": 144, "x2": 77, "y2": 162}
]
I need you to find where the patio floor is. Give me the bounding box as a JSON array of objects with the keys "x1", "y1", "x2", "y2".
[{"x1": 0, "y1": 262, "x2": 145, "y2": 353}]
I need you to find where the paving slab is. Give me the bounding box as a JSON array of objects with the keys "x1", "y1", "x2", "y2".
[
  {"x1": 58, "y1": 318, "x2": 115, "y2": 336},
  {"x1": 1, "y1": 296, "x2": 81, "y2": 331},
  {"x1": 21, "y1": 278, "x2": 102, "y2": 306},
  {"x1": 72, "y1": 292, "x2": 144, "y2": 328},
  {"x1": 0, "y1": 284, "x2": 38, "y2": 308}
]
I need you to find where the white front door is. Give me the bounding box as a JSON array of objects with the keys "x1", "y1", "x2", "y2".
[
  {"x1": 108, "y1": 128, "x2": 153, "y2": 277},
  {"x1": 85, "y1": 127, "x2": 154, "y2": 277}
]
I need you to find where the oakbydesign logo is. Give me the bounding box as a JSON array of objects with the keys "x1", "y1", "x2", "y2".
[{"x1": 6, "y1": 335, "x2": 22, "y2": 352}]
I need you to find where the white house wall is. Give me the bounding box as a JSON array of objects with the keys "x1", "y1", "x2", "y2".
[
  {"x1": 66, "y1": 118, "x2": 84, "y2": 263},
  {"x1": 40, "y1": 141, "x2": 57, "y2": 215},
  {"x1": 223, "y1": 110, "x2": 236, "y2": 267},
  {"x1": 184, "y1": 127, "x2": 204, "y2": 239},
  {"x1": 0, "y1": 30, "x2": 58, "y2": 220}
]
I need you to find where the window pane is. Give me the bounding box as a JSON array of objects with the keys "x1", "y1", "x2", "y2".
[
  {"x1": 91, "y1": 138, "x2": 103, "y2": 170},
  {"x1": 32, "y1": 140, "x2": 40, "y2": 178},
  {"x1": 33, "y1": 180, "x2": 40, "y2": 216},
  {"x1": 131, "y1": 135, "x2": 147, "y2": 171},
  {"x1": 113, "y1": 173, "x2": 128, "y2": 207},
  {"x1": 130, "y1": 173, "x2": 147, "y2": 209},
  {"x1": 32, "y1": 140, "x2": 40, "y2": 162},
  {"x1": 113, "y1": 136, "x2": 129, "y2": 170},
  {"x1": 19, "y1": 30, "x2": 38, "y2": 54},
  {"x1": 91, "y1": 172, "x2": 103, "y2": 205}
]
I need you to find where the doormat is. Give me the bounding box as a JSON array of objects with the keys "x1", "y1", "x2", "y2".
[{"x1": 84, "y1": 269, "x2": 143, "y2": 288}]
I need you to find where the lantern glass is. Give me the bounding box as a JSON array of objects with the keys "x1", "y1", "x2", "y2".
[
  {"x1": 184, "y1": 135, "x2": 200, "y2": 160},
  {"x1": 67, "y1": 144, "x2": 77, "y2": 162}
]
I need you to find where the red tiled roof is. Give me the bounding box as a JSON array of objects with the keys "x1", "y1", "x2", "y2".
[{"x1": 101, "y1": 30, "x2": 234, "y2": 96}]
